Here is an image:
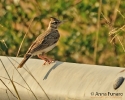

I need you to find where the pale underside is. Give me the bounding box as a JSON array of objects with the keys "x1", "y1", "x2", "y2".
[{"x1": 31, "y1": 43, "x2": 56, "y2": 56}]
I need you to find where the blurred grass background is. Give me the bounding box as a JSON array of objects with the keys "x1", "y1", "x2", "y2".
[{"x1": 0, "y1": 0, "x2": 125, "y2": 67}]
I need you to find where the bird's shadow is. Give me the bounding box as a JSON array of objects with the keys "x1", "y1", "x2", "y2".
[{"x1": 43, "y1": 61, "x2": 63, "y2": 80}]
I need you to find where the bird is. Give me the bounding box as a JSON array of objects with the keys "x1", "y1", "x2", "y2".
[{"x1": 17, "y1": 17, "x2": 62, "y2": 68}]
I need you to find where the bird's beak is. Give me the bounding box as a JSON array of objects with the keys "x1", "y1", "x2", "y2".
[{"x1": 59, "y1": 20, "x2": 67, "y2": 24}]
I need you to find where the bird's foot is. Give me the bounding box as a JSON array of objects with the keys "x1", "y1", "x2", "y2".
[
  {"x1": 37, "y1": 54, "x2": 54, "y2": 65},
  {"x1": 43, "y1": 57, "x2": 55, "y2": 65}
]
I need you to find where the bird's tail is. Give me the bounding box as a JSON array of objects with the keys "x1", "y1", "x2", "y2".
[{"x1": 17, "y1": 55, "x2": 31, "y2": 68}]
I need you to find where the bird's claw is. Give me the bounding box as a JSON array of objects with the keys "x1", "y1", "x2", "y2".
[{"x1": 43, "y1": 58, "x2": 55, "y2": 65}]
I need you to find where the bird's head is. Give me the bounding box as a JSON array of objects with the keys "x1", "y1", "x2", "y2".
[{"x1": 48, "y1": 17, "x2": 62, "y2": 29}]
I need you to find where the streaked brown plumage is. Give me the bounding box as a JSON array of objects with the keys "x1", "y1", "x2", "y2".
[{"x1": 18, "y1": 17, "x2": 62, "y2": 68}]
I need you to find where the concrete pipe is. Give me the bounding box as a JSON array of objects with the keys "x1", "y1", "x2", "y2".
[{"x1": 0, "y1": 56, "x2": 125, "y2": 100}]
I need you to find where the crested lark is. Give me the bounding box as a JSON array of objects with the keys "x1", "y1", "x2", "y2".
[{"x1": 18, "y1": 17, "x2": 62, "y2": 68}]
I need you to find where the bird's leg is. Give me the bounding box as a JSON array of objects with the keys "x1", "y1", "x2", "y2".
[
  {"x1": 37, "y1": 54, "x2": 54, "y2": 65},
  {"x1": 37, "y1": 54, "x2": 48, "y2": 65},
  {"x1": 37, "y1": 54, "x2": 45, "y2": 60},
  {"x1": 42, "y1": 56, "x2": 55, "y2": 65}
]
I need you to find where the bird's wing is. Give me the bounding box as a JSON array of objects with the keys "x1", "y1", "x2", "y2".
[{"x1": 26, "y1": 30, "x2": 60, "y2": 54}]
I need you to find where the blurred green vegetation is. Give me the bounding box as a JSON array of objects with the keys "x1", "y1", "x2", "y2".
[{"x1": 0, "y1": 0, "x2": 125, "y2": 67}]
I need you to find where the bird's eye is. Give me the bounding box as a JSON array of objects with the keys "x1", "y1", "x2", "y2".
[
  {"x1": 52, "y1": 21, "x2": 57, "y2": 24},
  {"x1": 54, "y1": 22, "x2": 57, "y2": 24}
]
